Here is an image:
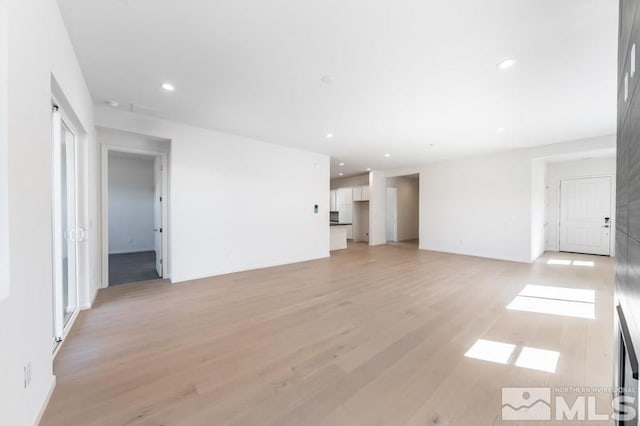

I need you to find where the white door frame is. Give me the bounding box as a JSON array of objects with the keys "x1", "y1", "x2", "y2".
[
  {"x1": 101, "y1": 144, "x2": 169, "y2": 287},
  {"x1": 51, "y1": 102, "x2": 82, "y2": 352},
  {"x1": 557, "y1": 175, "x2": 614, "y2": 255}
]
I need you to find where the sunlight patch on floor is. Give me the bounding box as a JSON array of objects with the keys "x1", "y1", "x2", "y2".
[
  {"x1": 547, "y1": 259, "x2": 595, "y2": 267},
  {"x1": 464, "y1": 339, "x2": 560, "y2": 373},
  {"x1": 515, "y1": 346, "x2": 560, "y2": 373},
  {"x1": 507, "y1": 284, "x2": 595, "y2": 319},
  {"x1": 464, "y1": 339, "x2": 516, "y2": 365}
]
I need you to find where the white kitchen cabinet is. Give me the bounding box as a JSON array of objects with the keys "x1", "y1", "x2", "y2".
[
  {"x1": 346, "y1": 224, "x2": 353, "y2": 239},
  {"x1": 337, "y1": 187, "x2": 353, "y2": 205},
  {"x1": 339, "y1": 204, "x2": 353, "y2": 223},
  {"x1": 352, "y1": 185, "x2": 370, "y2": 201},
  {"x1": 330, "y1": 190, "x2": 337, "y2": 211},
  {"x1": 360, "y1": 185, "x2": 370, "y2": 201},
  {"x1": 352, "y1": 186, "x2": 362, "y2": 201}
]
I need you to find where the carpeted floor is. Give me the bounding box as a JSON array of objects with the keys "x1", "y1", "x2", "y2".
[{"x1": 109, "y1": 251, "x2": 160, "y2": 285}]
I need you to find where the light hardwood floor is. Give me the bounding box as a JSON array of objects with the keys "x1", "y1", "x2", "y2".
[{"x1": 41, "y1": 243, "x2": 615, "y2": 426}]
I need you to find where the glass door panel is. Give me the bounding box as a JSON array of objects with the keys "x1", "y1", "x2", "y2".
[
  {"x1": 61, "y1": 121, "x2": 77, "y2": 326},
  {"x1": 52, "y1": 106, "x2": 78, "y2": 346}
]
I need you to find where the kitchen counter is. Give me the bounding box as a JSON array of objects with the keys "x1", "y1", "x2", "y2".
[
  {"x1": 330, "y1": 224, "x2": 348, "y2": 250},
  {"x1": 330, "y1": 222, "x2": 352, "y2": 226}
]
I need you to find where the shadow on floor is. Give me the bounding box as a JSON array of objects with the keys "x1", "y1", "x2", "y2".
[{"x1": 109, "y1": 251, "x2": 160, "y2": 285}]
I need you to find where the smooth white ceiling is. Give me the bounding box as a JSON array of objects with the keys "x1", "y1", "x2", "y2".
[{"x1": 58, "y1": 0, "x2": 618, "y2": 177}]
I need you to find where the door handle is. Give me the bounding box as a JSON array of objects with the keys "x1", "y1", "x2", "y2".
[{"x1": 602, "y1": 225, "x2": 610, "y2": 228}]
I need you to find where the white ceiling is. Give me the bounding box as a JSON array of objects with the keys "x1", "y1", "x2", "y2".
[{"x1": 58, "y1": 0, "x2": 618, "y2": 178}]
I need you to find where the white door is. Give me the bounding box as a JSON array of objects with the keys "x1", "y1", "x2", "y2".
[
  {"x1": 153, "y1": 157, "x2": 163, "y2": 277},
  {"x1": 52, "y1": 106, "x2": 79, "y2": 346},
  {"x1": 386, "y1": 187, "x2": 398, "y2": 242},
  {"x1": 559, "y1": 177, "x2": 612, "y2": 255}
]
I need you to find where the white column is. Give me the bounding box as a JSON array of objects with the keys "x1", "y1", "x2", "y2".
[
  {"x1": 0, "y1": 0, "x2": 8, "y2": 301},
  {"x1": 368, "y1": 170, "x2": 386, "y2": 245}
]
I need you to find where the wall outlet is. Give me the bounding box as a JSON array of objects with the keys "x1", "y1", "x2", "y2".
[{"x1": 24, "y1": 362, "x2": 31, "y2": 388}]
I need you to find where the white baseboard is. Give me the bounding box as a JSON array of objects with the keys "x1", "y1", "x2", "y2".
[
  {"x1": 418, "y1": 245, "x2": 530, "y2": 264},
  {"x1": 33, "y1": 375, "x2": 56, "y2": 426},
  {"x1": 108, "y1": 248, "x2": 155, "y2": 255},
  {"x1": 79, "y1": 284, "x2": 99, "y2": 310}
]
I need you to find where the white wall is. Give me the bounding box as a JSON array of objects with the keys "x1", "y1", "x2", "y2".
[
  {"x1": 419, "y1": 151, "x2": 533, "y2": 262},
  {"x1": 386, "y1": 176, "x2": 419, "y2": 241},
  {"x1": 531, "y1": 159, "x2": 547, "y2": 261},
  {"x1": 2, "y1": 0, "x2": 97, "y2": 424},
  {"x1": 95, "y1": 106, "x2": 330, "y2": 282},
  {"x1": 330, "y1": 173, "x2": 368, "y2": 189},
  {"x1": 544, "y1": 156, "x2": 617, "y2": 252},
  {"x1": 0, "y1": 0, "x2": 8, "y2": 302},
  {"x1": 417, "y1": 135, "x2": 615, "y2": 263},
  {"x1": 108, "y1": 154, "x2": 156, "y2": 254}
]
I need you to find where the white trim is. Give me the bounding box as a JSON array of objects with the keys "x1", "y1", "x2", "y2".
[
  {"x1": 418, "y1": 245, "x2": 531, "y2": 264},
  {"x1": 101, "y1": 144, "x2": 169, "y2": 288},
  {"x1": 79, "y1": 284, "x2": 99, "y2": 310},
  {"x1": 53, "y1": 306, "x2": 80, "y2": 359},
  {"x1": 108, "y1": 248, "x2": 156, "y2": 255},
  {"x1": 32, "y1": 376, "x2": 56, "y2": 426}
]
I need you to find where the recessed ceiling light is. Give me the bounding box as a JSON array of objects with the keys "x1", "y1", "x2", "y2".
[
  {"x1": 162, "y1": 82, "x2": 175, "y2": 92},
  {"x1": 498, "y1": 59, "x2": 516, "y2": 69},
  {"x1": 384, "y1": 153, "x2": 391, "y2": 158},
  {"x1": 497, "y1": 127, "x2": 505, "y2": 133},
  {"x1": 326, "y1": 133, "x2": 334, "y2": 139},
  {"x1": 339, "y1": 162, "x2": 345, "y2": 166},
  {"x1": 105, "y1": 100, "x2": 120, "y2": 108},
  {"x1": 339, "y1": 173, "x2": 344, "y2": 176}
]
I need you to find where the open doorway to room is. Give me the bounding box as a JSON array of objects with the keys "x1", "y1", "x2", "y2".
[
  {"x1": 329, "y1": 171, "x2": 369, "y2": 251},
  {"x1": 385, "y1": 174, "x2": 419, "y2": 248},
  {"x1": 100, "y1": 129, "x2": 170, "y2": 286},
  {"x1": 106, "y1": 151, "x2": 164, "y2": 285}
]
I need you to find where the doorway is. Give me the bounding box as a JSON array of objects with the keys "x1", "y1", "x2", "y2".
[
  {"x1": 102, "y1": 146, "x2": 168, "y2": 286},
  {"x1": 51, "y1": 104, "x2": 80, "y2": 346},
  {"x1": 385, "y1": 174, "x2": 420, "y2": 245},
  {"x1": 559, "y1": 176, "x2": 612, "y2": 255}
]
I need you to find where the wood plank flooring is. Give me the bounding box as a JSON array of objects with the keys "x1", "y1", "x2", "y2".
[{"x1": 41, "y1": 243, "x2": 615, "y2": 426}]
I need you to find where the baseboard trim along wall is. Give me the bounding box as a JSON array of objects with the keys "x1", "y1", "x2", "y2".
[
  {"x1": 33, "y1": 376, "x2": 56, "y2": 426},
  {"x1": 108, "y1": 248, "x2": 156, "y2": 255}
]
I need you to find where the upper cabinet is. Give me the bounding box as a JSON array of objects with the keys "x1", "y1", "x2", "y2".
[
  {"x1": 337, "y1": 187, "x2": 353, "y2": 205},
  {"x1": 353, "y1": 185, "x2": 370, "y2": 202},
  {"x1": 332, "y1": 185, "x2": 369, "y2": 207},
  {"x1": 330, "y1": 190, "x2": 337, "y2": 211}
]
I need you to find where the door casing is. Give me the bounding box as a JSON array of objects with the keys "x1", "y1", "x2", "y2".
[{"x1": 101, "y1": 144, "x2": 169, "y2": 287}]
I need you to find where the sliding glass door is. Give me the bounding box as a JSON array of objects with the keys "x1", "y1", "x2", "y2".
[{"x1": 52, "y1": 105, "x2": 79, "y2": 346}]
